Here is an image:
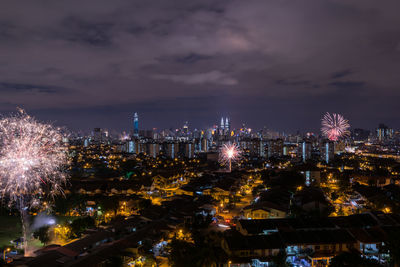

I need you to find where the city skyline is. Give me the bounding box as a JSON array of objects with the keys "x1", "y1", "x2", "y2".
[
  {"x1": 1, "y1": 1, "x2": 400, "y2": 131},
  {"x1": 3, "y1": 109, "x2": 393, "y2": 135}
]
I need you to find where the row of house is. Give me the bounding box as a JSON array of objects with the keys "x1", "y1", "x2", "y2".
[
  {"x1": 222, "y1": 212, "x2": 400, "y2": 266},
  {"x1": 242, "y1": 187, "x2": 331, "y2": 220}
]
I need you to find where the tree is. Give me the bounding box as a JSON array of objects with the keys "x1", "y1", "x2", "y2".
[
  {"x1": 104, "y1": 255, "x2": 124, "y2": 267},
  {"x1": 331, "y1": 192, "x2": 339, "y2": 201},
  {"x1": 98, "y1": 196, "x2": 120, "y2": 215},
  {"x1": 272, "y1": 250, "x2": 290, "y2": 267},
  {"x1": 69, "y1": 217, "x2": 95, "y2": 238},
  {"x1": 168, "y1": 237, "x2": 227, "y2": 267},
  {"x1": 33, "y1": 226, "x2": 51, "y2": 246},
  {"x1": 168, "y1": 239, "x2": 197, "y2": 267},
  {"x1": 137, "y1": 198, "x2": 151, "y2": 210}
]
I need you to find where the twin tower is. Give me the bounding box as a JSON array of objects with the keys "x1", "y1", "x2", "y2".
[{"x1": 220, "y1": 117, "x2": 231, "y2": 131}]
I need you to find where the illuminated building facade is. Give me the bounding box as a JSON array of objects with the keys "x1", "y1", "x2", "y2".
[{"x1": 133, "y1": 112, "x2": 139, "y2": 137}]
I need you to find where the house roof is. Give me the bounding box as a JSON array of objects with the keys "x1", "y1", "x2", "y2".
[
  {"x1": 281, "y1": 229, "x2": 356, "y2": 245},
  {"x1": 348, "y1": 227, "x2": 386, "y2": 243},
  {"x1": 243, "y1": 201, "x2": 289, "y2": 214},
  {"x1": 225, "y1": 233, "x2": 285, "y2": 250}
]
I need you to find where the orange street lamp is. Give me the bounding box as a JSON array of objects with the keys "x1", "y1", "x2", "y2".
[{"x1": 3, "y1": 248, "x2": 10, "y2": 261}]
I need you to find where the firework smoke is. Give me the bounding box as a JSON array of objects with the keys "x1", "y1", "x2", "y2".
[
  {"x1": 219, "y1": 143, "x2": 241, "y2": 172},
  {"x1": 0, "y1": 109, "x2": 68, "y2": 255},
  {"x1": 321, "y1": 112, "x2": 350, "y2": 141}
]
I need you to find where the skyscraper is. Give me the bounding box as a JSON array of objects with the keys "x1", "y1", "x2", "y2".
[
  {"x1": 183, "y1": 121, "x2": 189, "y2": 134},
  {"x1": 220, "y1": 117, "x2": 225, "y2": 130},
  {"x1": 301, "y1": 141, "x2": 312, "y2": 163},
  {"x1": 320, "y1": 140, "x2": 334, "y2": 163},
  {"x1": 225, "y1": 117, "x2": 230, "y2": 132},
  {"x1": 376, "y1": 123, "x2": 393, "y2": 142},
  {"x1": 267, "y1": 139, "x2": 283, "y2": 158},
  {"x1": 133, "y1": 112, "x2": 139, "y2": 137}
]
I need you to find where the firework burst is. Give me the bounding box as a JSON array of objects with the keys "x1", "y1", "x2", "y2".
[
  {"x1": 0, "y1": 109, "x2": 68, "y2": 254},
  {"x1": 219, "y1": 143, "x2": 241, "y2": 172},
  {"x1": 321, "y1": 112, "x2": 350, "y2": 141}
]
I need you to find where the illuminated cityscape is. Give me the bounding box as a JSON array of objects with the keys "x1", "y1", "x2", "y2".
[{"x1": 1, "y1": 1, "x2": 400, "y2": 267}]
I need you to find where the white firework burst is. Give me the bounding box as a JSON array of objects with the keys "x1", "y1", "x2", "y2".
[
  {"x1": 219, "y1": 143, "x2": 241, "y2": 172},
  {"x1": 0, "y1": 109, "x2": 68, "y2": 254}
]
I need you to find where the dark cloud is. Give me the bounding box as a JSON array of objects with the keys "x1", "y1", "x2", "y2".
[
  {"x1": 329, "y1": 81, "x2": 365, "y2": 89},
  {"x1": 174, "y1": 53, "x2": 212, "y2": 64},
  {"x1": 331, "y1": 69, "x2": 353, "y2": 79},
  {"x1": 0, "y1": 82, "x2": 68, "y2": 94},
  {"x1": 0, "y1": 0, "x2": 399, "y2": 131},
  {"x1": 59, "y1": 16, "x2": 114, "y2": 46},
  {"x1": 0, "y1": 21, "x2": 16, "y2": 40},
  {"x1": 275, "y1": 79, "x2": 312, "y2": 86}
]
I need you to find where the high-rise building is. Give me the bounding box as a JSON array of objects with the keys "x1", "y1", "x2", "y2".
[
  {"x1": 267, "y1": 139, "x2": 283, "y2": 158},
  {"x1": 283, "y1": 146, "x2": 288, "y2": 156},
  {"x1": 127, "y1": 140, "x2": 137, "y2": 154},
  {"x1": 376, "y1": 124, "x2": 393, "y2": 142},
  {"x1": 225, "y1": 117, "x2": 230, "y2": 132},
  {"x1": 320, "y1": 140, "x2": 334, "y2": 163},
  {"x1": 201, "y1": 137, "x2": 208, "y2": 152},
  {"x1": 220, "y1": 117, "x2": 225, "y2": 130},
  {"x1": 301, "y1": 141, "x2": 312, "y2": 163},
  {"x1": 352, "y1": 128, "x2": 370, "y2": 142},
  {"x1": 93, "y1": 128, "x2": 102, "y2": 141},
  {"x1": 165, "y1": 142, "x2": 179, "y2": 159},
  {"x1": 133, "y1": 112, "x2": 139, "y2": 137},
  {"x1": 84, "y1": 138, "x2": 90, "y2": 147},
  {"x1": 146, "y1": 142, "x2": 160, "y2": 158},
  {"x1": 183, "y1": 142, "x2": 195, "y2": 159},
  {"x1": 183, "y1": 121, "x2": 189, "y2": 134},
  {"x1": 247, "y1": 139, "x2": 263, "y2": 157}
]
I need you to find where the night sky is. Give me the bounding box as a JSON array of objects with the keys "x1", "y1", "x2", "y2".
[{"x1": 1, "y1": 1, "x2": 400, "y2": 133}]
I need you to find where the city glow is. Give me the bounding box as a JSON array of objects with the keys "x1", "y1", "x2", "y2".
[{"x1": 321, "y1": 112, "x2": 350, "y2": 141}]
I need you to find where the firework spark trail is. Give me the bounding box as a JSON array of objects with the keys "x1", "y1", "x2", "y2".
[
  {"x1": 0, "y1": 110, "x2": 68, "y2": 255},
  {"x1": 219, "y1": 143, "x2": 241, "y2": 172},
  {"x1": 321, "y1": 112, "x2": 350, "y2": 141}
]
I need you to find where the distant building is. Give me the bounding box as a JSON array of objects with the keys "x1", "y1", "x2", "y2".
[
  {"x1": 165, "y1": 142, "x2": 178, "y2": 159},
  {"x1": 267, "y1": 139, "x2": 283, "y2": 158},
  {"x1": 182, "y1": 142, "x2": 195, "y2": 159},
  {"x1": 376, "y1": 123, "x2": 393, "y2": 142},
  {"x1": 304, "y1": 170, "x2": 321, "y2": 187},
  {"x1": 201, "y1": 137, "x2": 208, "y2": 152},
  {"x1": 127, "y1": 140, "x2": 137, "y2": 154},
  {"x1": 301, "y1": 141, "x2": 312, "y2": 162},
  {"x1": 146, "y1": 142, "x2": 159, "y2": 158},
  {"x1": 139, "y1": 129, "x2": 154, "y2": 139},
  {"x1": 183, "y1": 121, "x2": 189, "y2": 134},
  {"x1": 320, "y1": 140, "x2": 335, "y2": 163},
  {"x1": 225, "y1": 117, "x2": 230, "y2": 132},
  {"x1": 93, "y1": 128, "x2": 102, "y2": 141},
  {"x1": 246, "y1": 139, "x2": 265, "y2": 158},
  {"x1": 352, "y1": 128, "x2": 370, "y2": 141},
  {"x1": 133, "y1": 112, "x2": 139, "y2": 137},
  {"x1": 220, "y1": 117, "x2": 225, "y2": 130}
]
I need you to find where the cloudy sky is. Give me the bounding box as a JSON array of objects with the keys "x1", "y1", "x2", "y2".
[{"x1": 1, "y1": 0, "x2": 400, "y2": 132}]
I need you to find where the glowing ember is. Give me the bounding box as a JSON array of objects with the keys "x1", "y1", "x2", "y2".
[{"x1": 321, "y1": 112, "x2": 350, "y2": 141}]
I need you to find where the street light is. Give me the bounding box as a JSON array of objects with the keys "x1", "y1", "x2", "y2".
[
  {"x1": 3, "y1": 248, "x2": 10, "y2": 261},
  {"x1": 228, "y1": 260, "x2": 232, "y2": 267}
]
